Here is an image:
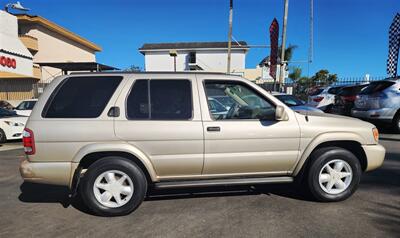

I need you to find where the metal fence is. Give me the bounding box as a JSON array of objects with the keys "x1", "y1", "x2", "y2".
[{"x1": 258, "y1": 76, "x2": 388, "y2": 99}]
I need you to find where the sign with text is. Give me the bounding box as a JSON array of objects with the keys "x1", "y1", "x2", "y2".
[{"x1": 0, "y1": 55, "x2": 17, "y2": 69}]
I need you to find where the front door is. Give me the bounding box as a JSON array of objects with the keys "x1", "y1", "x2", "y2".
[{"x1": 199, "y1": 78, "x2": 300, "y2": 176}]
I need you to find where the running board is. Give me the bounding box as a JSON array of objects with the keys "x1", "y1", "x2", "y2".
[{"x1": 154, "y1": 176, "x2": 294, "y2": 189}]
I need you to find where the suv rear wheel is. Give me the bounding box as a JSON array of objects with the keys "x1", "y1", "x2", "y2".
[
  {"x1": 79, "y1": 156, "x2": 147, "y2": 216},
  {"x1": 306, "y1": 147, "x2": 361, "y2": 202}
]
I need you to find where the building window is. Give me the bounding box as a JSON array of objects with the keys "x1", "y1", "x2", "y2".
[{"x1": 189, "y1": 52, "x2": 196, "y2": 64}]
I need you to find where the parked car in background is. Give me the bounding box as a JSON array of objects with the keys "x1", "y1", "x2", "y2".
[
  {"x1": 332, "y1": 84, "x2": 369, "y2": 116},
  {"x1": 0, "y1": 108, "x2": 27, "y2": 143},
  {"x1": 13, "y1": 99, "x2": 38, "y2": 116},
  {"x1": 352, "y1": 79, "x2": 400, "y2": 132},
  {"x1": 211, "y1": 95, "x2": 235, "y2": 110},
  {"x1": 308, "y1": 86, "x2": 343, "y2": 112},
  {"x1": 0, "y1": 100, "x2": 14, "y2": 110},
  {"x1": 272, "y1": 92, "x2": 323, "y2": 113},
  {"x1": 208, "y1": 97, "x2": 229, "y2": 119},
  {"x1": 20, "y1": 72, "x2": 385, "y2": 216}
]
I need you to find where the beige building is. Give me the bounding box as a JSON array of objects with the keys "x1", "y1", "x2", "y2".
[
  {"x1": 17, "y1": 14, "x2": 101, "y2": 83},
  {"x1": 0, "y1": 11, "x2": 102, "y2": 100}
]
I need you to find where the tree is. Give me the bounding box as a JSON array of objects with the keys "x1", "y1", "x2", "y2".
[
  {"x1": 278, "y1": 44, "x2": 297, "y2": 62},
  {"x1": 289, "y1": 67, "x2": 302, "y2": 82},
  {"x1": 310, "y1": 69, "x2": 338, "y2": 86},
  {"x1": 125, "y1": 65, "x2": 142, "y2": 72}
]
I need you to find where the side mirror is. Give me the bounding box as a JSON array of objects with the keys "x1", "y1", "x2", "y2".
[{"x1": 275, "y1": 105, "x2": 289, "y2": 121}]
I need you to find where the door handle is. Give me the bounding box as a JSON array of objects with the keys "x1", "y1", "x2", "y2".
[
  {"x1": 107, "y1": 106, "x2": 120, "y2": 117},
  {"x1": 207, "y1": 126, "x2": 221, "y2": 132}
]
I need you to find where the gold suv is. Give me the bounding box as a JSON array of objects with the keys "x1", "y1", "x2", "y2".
[{"x1": 20, "y1": 72, "x2": 385, "y2": 216}]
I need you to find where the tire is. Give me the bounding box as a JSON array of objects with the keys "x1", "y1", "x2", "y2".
[
  {"x1": 306, "y1": 147, "x2": 361, "y2": 202},
  {"x1": 324, "y1": 104, "x2": 333, "y2": 113},
  {"x1": 393, "y1": 112, "x2": 400, "y2": 133},
  {"x1": 0, "y1": 129, "x2": 6, "y2": 144},
  {"x1": 79, "y1": 156, "x2": 147, "y2": 216}
]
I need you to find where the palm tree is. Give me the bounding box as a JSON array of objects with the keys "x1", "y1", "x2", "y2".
[
  {"x1": 289, "y1": 67, "x2": 302, "y2": 82},
  {"x1": 278, "y1": 44, "x2": 297, "y2": 62}
]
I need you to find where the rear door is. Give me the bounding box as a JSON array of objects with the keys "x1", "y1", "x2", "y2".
[{"x1": 114, "y1": 74, "x2": 204, "y2": 179}]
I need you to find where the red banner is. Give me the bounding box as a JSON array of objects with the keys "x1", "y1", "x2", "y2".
[{"x1": 269, "y1": 18, "x2": 279, "y2": 80}]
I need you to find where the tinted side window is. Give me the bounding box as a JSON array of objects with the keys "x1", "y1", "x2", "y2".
[
  {"x1": 43, "y1": 76, "x2": 122, "y2": 118},
  {"x1": 150, "y1": 80, "x2": 192, "y2": 120},
  {"x1": 126, "y1": 79, "x2": 192, "y2": 120},
  {"x1": 205, "y1": 81, "x2": 275, "y2": 120},
  {"x1": 126, "y1": 80, "x2": 149, "y2": 119}
]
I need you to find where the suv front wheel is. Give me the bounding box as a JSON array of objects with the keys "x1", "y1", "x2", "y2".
[
  {"x1": 306, "y1": 147, "x2": 362, "y2": 202},
  {"x1": 79, "y1": 156, "x2": 147, "y2": 216}
]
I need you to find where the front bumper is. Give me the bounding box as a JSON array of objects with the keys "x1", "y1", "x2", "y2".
[
  {"x1": 19, "y1": 159, "x2": 73, "y2": 187},
  {"x1": 351, "y1": 108, "x2": 396, "y2": 121},
  {"x1": 362, "y1": 144, "x2": 386, "y2": 171}
]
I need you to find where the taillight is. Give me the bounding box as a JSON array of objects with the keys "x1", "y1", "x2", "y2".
[
  {"x1": 313, "y1": 96, "x2": 324, "y2": 102},
  {"x1": 23, "y1": 128, "x2": 35, "y2": 155}
]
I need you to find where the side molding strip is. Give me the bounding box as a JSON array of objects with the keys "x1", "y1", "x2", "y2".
[{"x1": 154, "y1": 176, "x2": 293, "y2": 189}]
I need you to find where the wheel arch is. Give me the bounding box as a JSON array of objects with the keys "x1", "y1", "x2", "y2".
[
  {"x1": 292, "y1": 133, "x2": 368, "y2": 177},
  {"x1": 72, "y1": 143, "x2": 158, "y2": 183}
]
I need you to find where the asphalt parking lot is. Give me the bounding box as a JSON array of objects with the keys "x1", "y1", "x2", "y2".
[{"x1": 0, "y1": 134, "x2": 399, "y2": 238}]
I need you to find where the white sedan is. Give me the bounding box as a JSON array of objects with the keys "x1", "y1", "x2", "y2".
[
  {"x1": 13, "y1": 99, "x2": 37, "y2": 116},
  {"x1": 0, "y1": 108, "x2": 27, "y2": 143}
]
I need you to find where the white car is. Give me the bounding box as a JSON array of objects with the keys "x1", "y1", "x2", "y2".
[
  {"x1": 0, "y1": 108, "x2": 28, "y2": 143},
  {"x1": 307, "y1": 86, "x2": 343, "y2": 112},
  {"x1": 14, "y1": 99, "x2": 37, "y2": 116}
]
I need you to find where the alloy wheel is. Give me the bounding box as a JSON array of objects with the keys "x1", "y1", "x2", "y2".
[
  {"x1": 318, "y1": 159, "x2": 353, "y2": 195},
  {"x1": 93, "y1": 170, "x2": 134, "y2": 208}
]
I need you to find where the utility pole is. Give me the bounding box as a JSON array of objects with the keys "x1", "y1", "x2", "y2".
[
  {"x1": 227, "y1": 0, "x2": 233, "y2": 74},
  {"x1": 278, "y1": 0, "x2": 289, "y2": 91}
]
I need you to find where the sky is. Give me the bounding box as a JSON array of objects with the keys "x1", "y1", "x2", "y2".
[{"x1": 2, "y1": 0, "x2": 399, "y2": 78}]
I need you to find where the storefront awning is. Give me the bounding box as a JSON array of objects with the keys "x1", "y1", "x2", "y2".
[
  {"x1": 0, "y1": 71, "x2": 38, "y2": 79},
  {"x1": 36, "y1": 62, "x2": 119, "y2": 73}
]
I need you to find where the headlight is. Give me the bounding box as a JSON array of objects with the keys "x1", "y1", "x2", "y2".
[
  {"x1": 372, "y1": 128, "x2": 379, "y2": 142},
  {"x1": 4, "y1": 121, "x2": 24, "y2": 127}
]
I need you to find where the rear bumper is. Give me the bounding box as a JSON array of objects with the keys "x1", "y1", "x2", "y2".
[
  {"x1": 351, "y1": 108, "x2": 396, "y2": 121},
  {"x1": 19, "y1": 159, "x2": 73, "y2": 187},
  {"x1": 362, "y1": 144, "x2": 385, "y2": 171}
]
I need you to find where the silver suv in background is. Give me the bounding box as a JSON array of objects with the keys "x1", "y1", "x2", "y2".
[{"x1": 352, "y1": 79, "x2": 400, "y2": 132}]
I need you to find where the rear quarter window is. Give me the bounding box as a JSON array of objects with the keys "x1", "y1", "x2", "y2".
[{"x1": 42, "y1": 76, "x2": 122, "y2": 118}]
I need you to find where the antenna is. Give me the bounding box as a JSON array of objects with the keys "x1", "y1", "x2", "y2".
[{"x1": 5, "y1": 1, "x2": 30, "y2": 13}]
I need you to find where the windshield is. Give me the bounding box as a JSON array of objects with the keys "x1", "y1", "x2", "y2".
[
  {"x1": 275, "y1": 94, "x2": 304, "y2": 106},
  {"x1": 0, "y1": 108, "x2": 17, "y2": 117},
  {"x1": 359, "y1": 81, "x2": 395, "y2": 95},
  {"x1": 16, "y1": 101, "x2": 36, "y2": 110}
]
